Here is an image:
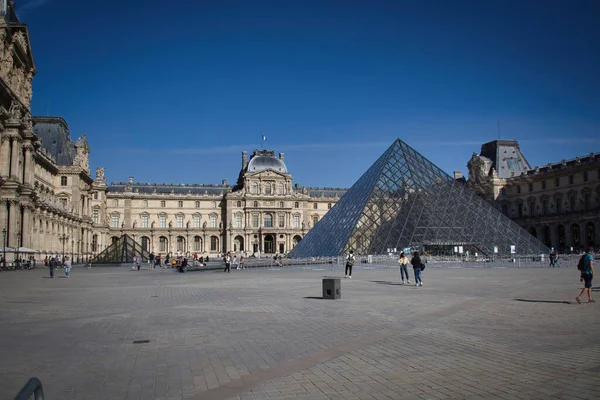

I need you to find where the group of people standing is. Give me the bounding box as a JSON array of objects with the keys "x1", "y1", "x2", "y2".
[
  {"x1": 345, "y1": 250, "x2": 425, "y2": 286},
  {"x1": 222, "y1": 252, "x2": 246, "y2": 273},
  {"x1": 46, "y1": 255, "x2": 72, "y2": 278}
]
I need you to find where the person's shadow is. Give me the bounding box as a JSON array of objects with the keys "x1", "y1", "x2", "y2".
[{"x1": 514, "y1": 298, "x2": 571, "y2": 304}]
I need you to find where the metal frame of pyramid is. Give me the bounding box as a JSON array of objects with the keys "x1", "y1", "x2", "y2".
[
  {"x1": 92, "y1": 234, "x2": 151, "y2": 264},
  {"x1": 290, "y1": 139, "x2": 549, "y2": 257}
]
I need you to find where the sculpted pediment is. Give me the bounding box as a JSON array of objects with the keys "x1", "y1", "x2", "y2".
[{"x1": 245, "y1": 169, "x2": 288, "y2": 179}]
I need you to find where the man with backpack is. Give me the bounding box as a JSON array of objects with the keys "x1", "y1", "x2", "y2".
[
  {"x1": 345, "y1": 250, "x2": 355, "y2": 278},
  {"x1": 576, "y1": 248, "x2": 595, "y2": 304}
]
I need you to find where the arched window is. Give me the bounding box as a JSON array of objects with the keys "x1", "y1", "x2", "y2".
[
  {"x1": 237, "y1": 200, "x2": 242, "y2": 207},
  {"x1": 210, "y1": 236, "x2": 219, "y2": 251},
  {"x1": 279, "y1": 201, "x2": 284, "y2": 208},
  {"x1": 176, "y1": 236, "x2": 185, "y2": 252},
  {"x1": 312, "y1": 215, "x2": 319, "y2": 226},
  {"x1": 194, "y1": 236, "x2": 202, "y2": 252},
  {"x1": 295, "y1": 202, "x2": 299, "y2": 208},
  {"x1": 159, "y1": 237, "x2": 167, "y2": 252},
  {"x1": 264, "y1": 214, "x2": 273, "y2": 228}
]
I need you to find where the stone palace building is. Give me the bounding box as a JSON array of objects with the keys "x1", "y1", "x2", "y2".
[
  {"x1": 1, "y1": 1, "x2": 598, "y2": 263},
  {"x1": 467, "y1": 140, "x2": 599, "y2": 253}
]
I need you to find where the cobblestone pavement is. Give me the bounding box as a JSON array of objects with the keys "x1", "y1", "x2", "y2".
[{"x1": 0, "y1": 264, "x2": 598, "y2": 400}]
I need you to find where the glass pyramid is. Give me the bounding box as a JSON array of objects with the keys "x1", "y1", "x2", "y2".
[
  {"x1": 93, "y1": 234, "x2": 151, "y2": 264},
  {"x1": 290, "y1": 139, "x2": 549, "y2": 257}
]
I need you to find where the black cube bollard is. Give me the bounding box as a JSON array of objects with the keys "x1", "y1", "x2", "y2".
[{"x1": 322, "y1": 278, "x2": 341, "y2": 299}]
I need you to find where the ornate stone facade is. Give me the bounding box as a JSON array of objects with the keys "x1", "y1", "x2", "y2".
[
  {"x1": 90, "y1": 150, "x2": 346, "y2": 258},
  {"x1": 468, "y1": 140, "x2": 600, "y2": 253},
  {"x1": 0, "y1": 4, "x2": 94, "y2": 262}
]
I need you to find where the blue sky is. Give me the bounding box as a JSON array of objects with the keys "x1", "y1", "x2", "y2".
[{"x1": 20, "y1": 0, "x2": 600, "y2": 188}]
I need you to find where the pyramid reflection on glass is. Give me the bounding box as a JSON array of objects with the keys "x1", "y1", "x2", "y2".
[
  {"x1": 93, "y1": 234, "x2": 151, "y2": 264},
  {"x1": 290, "y1": 139, "x2": 549, "y2": 257}
]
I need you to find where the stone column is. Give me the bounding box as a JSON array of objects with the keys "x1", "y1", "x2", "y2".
[
  {"x1": 22, "y1": 144, "x2": 34, "y2": 187},
  {"x1": 9, "y1": 137, "x2": 20, "y2": 181},
  {"x1": 0, "y1": 200, "x2": 7, "y2": 238},
  {"x1": 21, "y1": 206, "x2": 32, "y2": 249},
  {"x1": 565, "y1": 224, "x2": 573, "y2": 252},
  {"x1": 7, "y1": 200, "x2": 18, "y2": 247},
  {"x1": 0, "y1": 134, "x2": 10, "y2": 178}
]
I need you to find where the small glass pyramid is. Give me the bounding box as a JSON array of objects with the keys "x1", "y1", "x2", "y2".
[
  {"x1": 93, "y1": 234, "x2": 151, "y2": 264},
  {"x1": 290, "y1": 139, "x2": 549, "y2": 257}
]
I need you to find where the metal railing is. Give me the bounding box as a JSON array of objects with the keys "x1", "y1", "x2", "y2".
[{"x1": 14, "y1": 377, "x2": 44, "y2": 400}]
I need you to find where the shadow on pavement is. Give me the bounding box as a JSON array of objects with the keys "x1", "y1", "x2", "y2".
[
  {"x1": 303, "y1": 296, "x2": 324, "y2": 300},
  {"x1": 370, "y1": 280, "x2": 404, "y2": 286},
  {"x1": 514, "y1": 298, "x2": 571, "y2": 304}
]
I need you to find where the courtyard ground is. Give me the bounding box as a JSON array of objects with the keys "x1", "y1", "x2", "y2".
[{"x1": 0, "y1": 263, "x2": 598, "y2": 400}]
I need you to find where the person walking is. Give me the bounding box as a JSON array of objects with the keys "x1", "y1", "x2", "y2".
[
  {"x1": 398, "y1": 252, "x2": 411, "y2": 284},
  {"x1": 239, "y1": 255, "x2": 245, "y2": 270},
  {"x1": 149, "y1": 252, "x2": 155, "y2": 269},
  {"x1": 576, "y1": 247, "x2": 595, "y2": 304},
  {"x1": 63, "y1": 256, "x2": 72, "y2": 278},
  {"x1": 345, "y1": 250, "x2": 355, "y2": 278},
  {"x1": 223, "y1": 252, "x2": 232, "y2": 273},
  {"x1": 49, "y1": 256, "x2": 56, "y2": 279},
  {"x1": 411, "y1": 251, "x2": 423, "y2": 287},
  {"x1": 136, "y1": 255, "x2": 141, "y2": 271}
]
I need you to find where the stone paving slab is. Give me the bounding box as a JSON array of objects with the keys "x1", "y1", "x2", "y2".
[{"x1": 0, "y1": 264, "x2": 598, "y2": 399}]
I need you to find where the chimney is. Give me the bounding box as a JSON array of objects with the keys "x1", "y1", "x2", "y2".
[
  {"x1": 242, "y1": 151, "x2": 248, "y2": 169},
  {"x1": 453, "y1": 171, "x2": 462, "y2": 180},
  {"x1": 129, "y1": 176, "x2": 134, "y2": 183},
  {"x1": 279, "y1": 152, "x2": 285, "y2": 161},
  {"x1": 222, "y1": 179, "x2": 227, "y2": 186}
]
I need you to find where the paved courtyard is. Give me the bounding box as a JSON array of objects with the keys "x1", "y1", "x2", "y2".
[{"x1": 0, "y1": 264, "x2": 598, "y2": 400}]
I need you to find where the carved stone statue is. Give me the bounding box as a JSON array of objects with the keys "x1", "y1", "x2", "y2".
[
  {"x1": 95, "y1": 167, "x2": 105, "y2": 180},
  {"x1": 0, "y1": 43, "x2": 13, "y2": 78},
  {"x1": 8, "y1": 100, "x2": 21, "y2": 121}
]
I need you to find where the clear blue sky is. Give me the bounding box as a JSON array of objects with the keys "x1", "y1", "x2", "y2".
[{"x1": 20, "y1": 0, "x2": 600, "y2": 188}]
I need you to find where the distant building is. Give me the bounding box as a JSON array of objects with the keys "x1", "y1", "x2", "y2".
[
  {"x1": 468, "y1": 140, "x2": 599, "y2": 252},
  {"x1": 90, "y1": 150, "x2": 346, "y2": 257}
]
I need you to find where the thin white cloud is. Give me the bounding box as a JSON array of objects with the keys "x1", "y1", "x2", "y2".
[{"x1": 18, "y1": 0, "x2": 51, "y2": 14}]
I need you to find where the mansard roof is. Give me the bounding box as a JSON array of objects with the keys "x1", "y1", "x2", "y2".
[
  {"x1": 108, "y1": 182, "x2": 228, "y2": 196},
  {"x1": 479, "y1": 140, "x2": 531, "y2": 179},
  {"x1": 301, "y1": 187, "x2": 347, "y2": 198},
  {"x1": 32, "y1": 116, "x2": 75, "y2": 166}
]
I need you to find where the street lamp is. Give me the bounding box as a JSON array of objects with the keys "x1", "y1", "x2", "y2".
[
  {"x1": 71, "y1": 239, "x2": 74, "y2": 264},
  {"x1": 2, "y1": 228, "x2": 6, "y2": 270},
  {"x1": 16, "y1": 232, "x2": 21, "y2": 269},
  {"x1": 59, "y1": 233, "x2": 69, "y2": 262}
]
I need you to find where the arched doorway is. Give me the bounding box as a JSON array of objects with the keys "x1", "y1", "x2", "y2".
[
  {"x1": 558, "y1": 225, "x2": 566, "y2": 249},
  {"x1": 543, "y1": 226, "x2": 551, "y2": 248},
  {"x1": 234, "y1": 235, "x2": 244, "y2": 252},
  {"x1": 141, "y1": 236, "x2": 150, "y2": 252},
  {"x1": 158, "y1": 236, "x2": 168, "y2": 253},
  {"x1": 586, "y1": 222, "x2": 595, "y2": 247},
  {"x1": 264, "y1": 234, "x2": 275, "y2": 254},
  {"x1": 528, "y1": 227, "x2": 537, "y2": 238},
  {"x1": 572, "y1": 224, "x2": 580, "y2": 250},
  {"x1": 292, "y1": 235, "x2": 302, "y2": 248},
  {"x1": 111, "y1": 236, "x2": 119, "y2": 244}
]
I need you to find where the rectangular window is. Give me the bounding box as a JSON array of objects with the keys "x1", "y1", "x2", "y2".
[
  {"x1": 161, "y1": 200, "x2": 166, "y2": 208},
  {"x1": 93, "y1": 192, "x2": 98, "y2": 200},
  {"x1": 555, "y1": 177, "x2": 560, "y2": 187},
  {"x1": 279, "y1": 214, "x2": 285, "y2": 228},
  {"x1": 92, "y1": 210, "x2": 99, "y2": 224},
  {"x1": 528, "y1": 201, "x2": 535, "y2": 216},
  {"x1": 294, "y1": 215, "x2": 300, "y2": 228},
  {"x1": 113, "y1": 199, "x2": 118, "y2": 207},
  {"x1": 313, "y1": 203, "x2": 318, "y2": 209},
  {"x1": 111, "y1": 215, "x2": 119, "y2": 228},
  {"x1": 159, "y1": 215, "x2": 166, "y2": 228},
  {"x1": 141, "y1": 215, "x2": 149, "y2": 228},
  {"x1": 195, "y1": 201, "x2": 200, "y2": 208},
  {"x1": 312, "y1": 216, "x2": 318, "y2": 226},
  {"x1": 178, "y1": 200, "x2": 183, "y2": 208},
  {"x1": 252, "y1": 215, "x2": 259, "y2": 228},
  {"x1": 210, "y1": 215, "x2": 217, "y2": 228},
  {"x1": 142, "y1": 200, "x2": 148, "y2": 208},
  {"x1": 177, "y1": 215, "x2": 183, "y2": 228},
  {"x1": 194, "y1": 215, "x2": 200, "y2": 228},
  {"x1": 61, "y1": 176, "x2": 67, "y2": 186},
  {"x1": 542, "y1": 200, "x2": 548, "y2": 216},
  {"x1": 235, "y1": 214, "x2": 242, "y2": 228}
]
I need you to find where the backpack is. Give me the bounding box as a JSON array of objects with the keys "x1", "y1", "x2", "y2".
[
  {"x1": 577, "y1": 255, "x2": 585, "y2": 271},
  {"x1": 420, "y1": 263, "x2": 425, "y2": 271},
  {"x1": 347, "y1": 255, "x2": 355, "y2": 266}
]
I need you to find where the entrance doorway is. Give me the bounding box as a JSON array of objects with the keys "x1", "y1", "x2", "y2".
[
  {"x1": 264, "y1": 234, "x2": 275, "y2": 254},
  {"x1": 279, "y1": 243, "x2": 285, "y2": 254}
]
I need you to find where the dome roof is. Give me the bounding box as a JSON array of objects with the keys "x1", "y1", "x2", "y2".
[{"x1": 247, "y1": 150, "x2": 288, "y2": 173}]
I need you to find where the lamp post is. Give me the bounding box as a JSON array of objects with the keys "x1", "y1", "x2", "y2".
[
  {"x1": 59, "y1": 233, "x2": 69, "y2": 263},
  {"x1": 71, "y1": 239, "x2": 74, "y2": 264},
  {"x1": 16, "y1": 232, "x2": 21, "y2": 269},
  {"x1": 2, "y1": 228, "x2": 6, "y2": 270}
]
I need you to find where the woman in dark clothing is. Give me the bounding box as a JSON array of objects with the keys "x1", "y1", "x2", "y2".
[{"x1": 411, "y1": 252, "x2": 423, "y2": 287}]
